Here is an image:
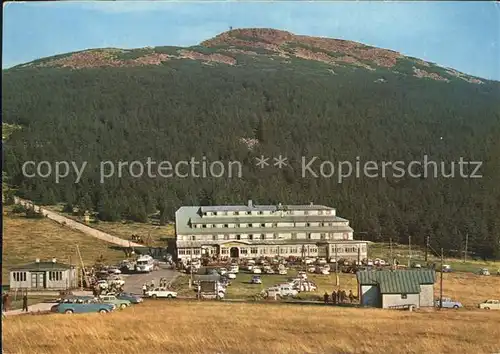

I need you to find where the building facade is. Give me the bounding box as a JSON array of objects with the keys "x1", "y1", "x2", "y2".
[
  {"x1": 175, "y1": 200, "x2": 368, "y2": 261},
  {"x1": 9, "y1": 259, "x2": 78, "y2": 291},
  {"x1": 357, "y1": 269, "x2": 436, "y2": 309}
]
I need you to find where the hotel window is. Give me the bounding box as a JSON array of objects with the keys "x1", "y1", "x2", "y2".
[
  {"x1": 260, "y1": 223, "x2": 265, "y2": 227},
  {"x1": 318, "y1": 210, "x2": 323, "y2": 215},
  {"x1": 203, "y1": 212, "x2": 207, "y2": 216},
  {"x1": 236, "y1": 224, "x2": 240, "y2": 227},
  {"x1": 224, "y1": 224, "x2": 229, "y2": 228},
  {"x1": 260, "y1": 234, "x2": 265, "y2": 240},
  {"x1": 190, "y1": 235, "x2": 196, "y2": 241},
  {"x1": 240, "y1": 248, "x2": 248, "y2": 254},
  {"x1": 249, "y1": 234, "x2": 254, "y2": 240},
  {"x1": 234, "y1": 211, "x2": 239, "y2": 215},
  {"x1": 320, "y1": 233, "x2": 326, "y2": 240},
  {"x1": 251, "y1": 247, "x2": 258, "y2": 254},
  {"x1": 236, "y1": 235, "x2": 241, "y2": 240},
  {"x1": 273, "y1": 233, "x2": 278, "y2": 239},
  {"x1": 246, "y1": 211, "x2": 251, "y2": 215},
  {"x1": 291, "y1": 247, "x2": 298, "y2": 253},
  {"x1": 306, "y1": 223, "x2": 311, "y2": 227},
  {"x1": 307, "y1": 233, "x2": 312, "y2": 240},
  {"x1": 329, "y1": 233, "x2": 334, "y2": 240},
  {"x1": 221, "y1": 248, "x2": 228, "y2": 255},
  {"x1": 194, "y1": 249, "x2": 201, "y2": 255},
  {"x1": 202, "y1": 224, "x2": 207, "y2": 228},
  {"x1": 272, "y1": 223, "x2": 278, "y2": 227},
  {"x1": 310, "y1": 247, "x2": 318, "y2": 253},
  {"x1": 14, "y1": 272, "x2": 27, "y2": 282},
  {"x1": 259, "y1": 248, "x2": 265, "y2": 254},
  {"x1": 213, "y1": 212, "x2": 217, "y2": 216},
  {"x1": 291, "y1": 232, "x2": 297, "y2": 240},
  {"x1": 224, "y1": 235, "x2": 229, "y2": 240},
  {"x1": 212, "y1": 235, "x2": 217, "y2": 241},
  {"x1": 258, "y1": 211, "x2": 263, "y2": 215},
  {"x1": 304, "y1": 211, "x2": 309, "y2": 215},
  {"x1": 178, "y1": 249, "x2": 185, "y2": 255},
  {"x1": 320, "y1": 222, "x2": 325, "y2": 227}
]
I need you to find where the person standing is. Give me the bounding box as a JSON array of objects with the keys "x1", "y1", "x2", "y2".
[
  {"x1": 331, "y1": 290, "x2": 337, "y2": 305},
  {"x1": 348, "y1": 290, "x2": 354, "y2": 304},
  {"x1": 22, "y1": 293, "x2": 29, "y2": 312},
  {"x1": 323, "y1": 291, "x2": 329, "y2": 304}
]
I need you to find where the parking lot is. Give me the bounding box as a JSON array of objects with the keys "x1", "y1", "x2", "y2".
[{"x1": 122, "y1": 265, "x2": 178, "y2": 295}]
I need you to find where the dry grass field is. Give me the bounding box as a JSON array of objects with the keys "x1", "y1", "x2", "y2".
[
  {"x1": 3, "y1": 301, "x2": 500, "y2": 354},
  {"x1": 2, "y1": 208, "x2": 125, "y2": 283}
]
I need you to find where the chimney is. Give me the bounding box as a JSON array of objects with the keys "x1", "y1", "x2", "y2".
[
  {"x1": 52, "y1": 258, "x2": 57, "y2": 263},
  {"x1": 35, "y1": 258, "x2": 40, "y2": 263},
  {"x1": 248, "y1": 199, "x2": 253, "y2": 208}
]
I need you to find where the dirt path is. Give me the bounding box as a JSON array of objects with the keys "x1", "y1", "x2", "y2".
[{"x1": 13, "y1": 197, "x2": 143, "y2": 248}]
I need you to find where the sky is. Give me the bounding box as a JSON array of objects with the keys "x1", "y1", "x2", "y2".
[{"x1": 2, "y1": 1, "x2": 499, "y2": 80}]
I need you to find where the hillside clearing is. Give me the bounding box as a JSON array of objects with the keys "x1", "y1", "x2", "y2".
[
  {"x1": 2, "y1": 207, "x2": 126, "y2": 283},
  {"x1": 2, "y1": 301, "x2": 500, "y2": 354}
]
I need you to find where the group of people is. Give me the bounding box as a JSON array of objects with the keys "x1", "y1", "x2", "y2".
[
  {"x1": 323, "y1": 289, "x2": 355, "y2": 305},
  {"x1": 2, "y1": 292, "x2": 29, "y2": 313}
]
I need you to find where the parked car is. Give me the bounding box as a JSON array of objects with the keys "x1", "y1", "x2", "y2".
[
  {"x1": 441, "y1": 264, "x2": 452, "y2": 273},
  {"x1": 266, "y1": 285, "x2": 298, "y2": 298},
  {"x1": 115, "y1": 292, "x2": 143, "y2": 304},
  {"x1": 435, "y1": 297, "x2": 463, "y2": 309},
  {"x1": 53, "y1": 300, "x2": 115, "y2": 314},
  {"x1": 226, "y1": 272, "x2": 236, "y2": 279},
  {"x1": 478, "y1": 268, "x2": 490, "y2": 276},
  {"x1": 147, "y1": 288, "x2": 178, "y2": 299},
  {"x1": 99, "y1": 295, "x2": 131, "y2": 309},
  {"x1": 250, "y1": 276, "x2": 262, "y2": 284},
  {"x1": 107, "y1": 267, "x2": 122, "y2": 275},
  {"x1": 297, "y1": 271, "x2": 308, "y2": 280},
  {"x1": 478, "y1": 299, "x2": 500, "y2": 310},
  {"x1": 218, "y1": 268, "x2": 228, "y2": 275},
  {"x1": 229, "y1": 265, "x2": 239, "y2": 274},
  {"x1": 252, "y1": 267, "x2": 262, "y2": 274}
]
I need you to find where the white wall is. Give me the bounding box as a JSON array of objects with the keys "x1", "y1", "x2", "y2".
[
  {"x1": 419, "y1": 284, "x2": 434, "y2": 307},
  {"x1": 382, "y1": 294, "x2": 420, "y2": 309}
]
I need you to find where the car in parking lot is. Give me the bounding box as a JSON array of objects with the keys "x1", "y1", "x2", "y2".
[
  {"x1": 99, "y1": 294, "x2": 131, "y2": 309},
  {"x1": 147, "y1": 288, "x2": 178, "y2": 299},
  {"x1": 52, "y1": 300, "x2": 115, "y2": 314},
  {"x1": 250, "y1": 275, "x2": 262, "y2": 284},
  {"x1": 113, "y1": 292, "x2": 143, "y2": 304}
]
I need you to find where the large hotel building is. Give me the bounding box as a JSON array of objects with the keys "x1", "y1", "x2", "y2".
[{"x1": 175, "y1": 200, "x2": 368, "y2": 261}]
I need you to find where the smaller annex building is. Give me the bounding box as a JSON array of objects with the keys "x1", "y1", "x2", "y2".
[
  {"x1": 356, "y1": 269, "x2": 436, "y2": 309},
  {"x1": 9, "y1": 259, "x2": 78, "y2": 291}
]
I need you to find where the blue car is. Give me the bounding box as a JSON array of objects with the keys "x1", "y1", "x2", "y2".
[
  {"x1": 52, "y1": 299, "x2": 115, "y2": 314},
  {"x1": 116, "y1": 292, "x2": 143, "y2": 304}
]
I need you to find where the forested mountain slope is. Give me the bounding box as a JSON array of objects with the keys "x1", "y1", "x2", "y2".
[{"x1": 2, "y1": 29, "x2": 500, "y2": 258}]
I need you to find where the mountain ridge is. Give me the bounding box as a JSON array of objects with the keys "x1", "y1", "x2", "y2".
[{"x1": 7, "y1": 28, "x2": 486, "y2": 84}]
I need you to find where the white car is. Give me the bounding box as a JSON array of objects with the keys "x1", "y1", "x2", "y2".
[
  {"x1": 304, "y1": 258, "x2": 315, "y2": 265},
  {"x1": 219, "y1": 268, "x2": 228, "y2": 275},
  {"x1": 107, "y1": 267, "x2": 122, "y2": 275},
  {"x1": 252, "y1": 267, "x2": 262, "y2": 274},
  {"x1": 479, "y1": 299, "x2": 500, "y2": 310},
  {"x1": 226, "y1": 273, "x2": 236, "y2": 279},
  {"x1": 267, "y1": 285, "x2": 298, "y2": 298},
  {"x1": 96, "y1": 280, "x2": 109, "y2": 289},
  {"x1": 229, "y1": 265, "x2": 239, "y2": 273},
  {"x1": 147, "y1": 288, "x2": 178, "y2": 299},
  {"x1": 317, "y1": 258, "x2": 327, "y2": 265},
  {"x1": 297, "y1": 271, "x2": 307, "y2": 279}
]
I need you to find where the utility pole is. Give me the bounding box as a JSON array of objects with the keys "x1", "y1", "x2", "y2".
[
  {"x1": 464, "y1": 233, "x2": 469, "y2": 263},
  {"x1": 439, "y1": 248, "x2": 444, "y2": 309},
  {"x1": 408, "y1": 235, "x2": 412, "y2": 268},
  {"x1": 335, "y1": 244, "x2": 339, "y2": 286},
  {"x1": 425, "y1": 235, "x2": 429, "y2": 263},
  {"x1": 389, "y1": 237, "x2": 393, "y2": 267}
]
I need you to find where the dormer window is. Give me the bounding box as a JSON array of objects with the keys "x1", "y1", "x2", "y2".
[
  {"x1": 202, "y1": 224, "x2": 207, "y2": 228},
  {"x1": 306, "y1": 223, "x2": 311, "y2": 227},
  {"x1": 213, "y1": 212, "x2": 217, "y2": 216},
  {"x1": 246, "y1": 211, "x2": 251, "y2": 215},
  {"x1": 249, "y1": 234, "x2": 254, "y2": 240},
  {"x1": 224, "y1": 224, "x2": 228, "y2": 228},
  {"x1": 248, "y1": 224, "x2": 252, "y2": 227},
  {"x1": 260, "y1": 234, "x2": 265, "y2": 240},
  {"x1": 236, "y1": 235, "x2": 241, "y2": 240},
  {"x1": 258, "y1": 211, "x2": 263, "y2": 215},
  {"x1": 234, "y1": 211, "x2": 239, "y2": 215},
  {"x1": 260, "y1": 223, "x2": 265, "y2": 227}
]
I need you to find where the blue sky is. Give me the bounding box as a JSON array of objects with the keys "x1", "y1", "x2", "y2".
[{"x1": 3, "y1": 1, "x2": 499, "y2": 80}]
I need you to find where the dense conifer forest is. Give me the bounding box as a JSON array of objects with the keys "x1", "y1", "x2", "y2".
[{"x1": 2, "y1": 29, "x2": 500, "y2": 259}]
